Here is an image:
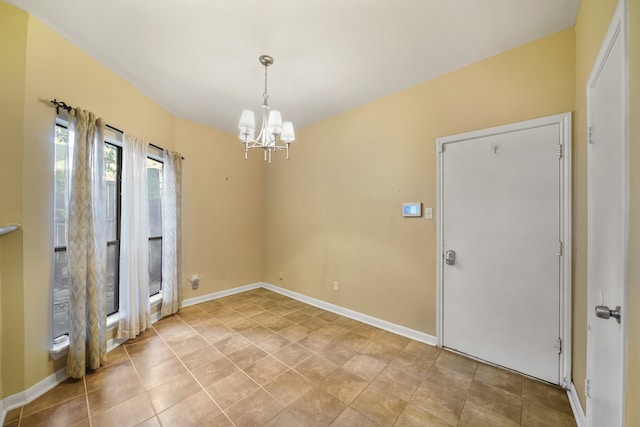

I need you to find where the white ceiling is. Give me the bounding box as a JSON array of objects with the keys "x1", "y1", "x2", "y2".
[{"x1": 9, "y1": 0, "x2": 580, "y2": 134}]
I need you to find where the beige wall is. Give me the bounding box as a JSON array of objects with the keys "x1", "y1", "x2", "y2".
[
  {"x1": 175, "y1": 118, "x2": 264, "y2": 298},
  {"x1": 627, "y1": 0, "x2": 639, "y2": 424},
  {"x1": 573, "y1": 0, "x2": 620, "y2": 409},
  {"x1": 263, "y1": 29, "x2": 575, "y2": 334},
  {"x1": 0, "y1": 1, "x2": 263, "y2": 397},
  {"x1": 0, "y1": 2, "x2": 28, "y2": 398}
]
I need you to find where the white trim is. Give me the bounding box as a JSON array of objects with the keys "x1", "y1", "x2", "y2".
[
  {"x1": 181, "y1": 282, "x2": 262, "y2": 308},
  {"x1": 436, "y1": 112, "x2": 573, "y2": 387},
  {"x1": 585, "y1": 1, "x2": 628, "y2": 425},
  {"x1": 261, "y1": 282, "x2": 437, "y2": 346},
  {"x1": 1, "y1": 367, "x2": 69, "y2": 414},
  {"x1": 0, "y1": 399, "x2": 5, "y2": 426},
  {"x1": 568, "y1": 382, "x2": 587, "y2": 427}
]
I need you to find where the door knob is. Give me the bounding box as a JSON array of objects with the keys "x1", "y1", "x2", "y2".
[
  {"x1": 595, "y1": 305, "x2": 621, "y2": 324},
  {"x1": 445, "y1": 250, "x2": 456, "y2": 266}
]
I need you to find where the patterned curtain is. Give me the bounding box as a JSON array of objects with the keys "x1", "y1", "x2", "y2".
[
  {"x1": 117, "y1": 135, "x2": 151, "y2": 339},
  {"x1": 66, "y1": 108, "x2": 107, "y2": 379},
  {"x1": 161, "y1": 150, "x2": 183, "y2": 316}
]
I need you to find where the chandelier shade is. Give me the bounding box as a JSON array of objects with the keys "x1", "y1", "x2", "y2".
[{"x1": 238, "y1": 55, "x2": 295, "y2": 162}]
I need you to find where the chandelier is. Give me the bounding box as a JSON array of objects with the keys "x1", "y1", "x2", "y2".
[{"x1": 238, "y1": 55, "x2": 295, "y2": 162}]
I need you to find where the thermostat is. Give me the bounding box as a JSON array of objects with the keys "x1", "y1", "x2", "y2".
[{"x1": 402, "y1": 202, "x2": 422, "y2": 217}]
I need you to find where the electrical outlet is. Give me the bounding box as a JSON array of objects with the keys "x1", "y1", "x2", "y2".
[
  {"x1": 333, "y1": 281, "x2": 339, "y2": 291},
  {"x1": 279, "y1": 271, "x2": 284, "y2": 280},
  {"x1": 190, "y1": 274, "x2": 200, "y2": 290}
]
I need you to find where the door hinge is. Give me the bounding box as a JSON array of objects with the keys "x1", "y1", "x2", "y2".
[
  {"x1": 558, "y1": 241, "x2": 563, "y2": 256},
  {"x1": 558, "y1": 144, "x2": 563, "y2": 159},
  {"x1": 439, "y1": 144, "x2": 446, "y2": 153},
  {"x1": 588, "y1": 126, "x2": 594, "y2": 144},
  {"x1": 558, "y1": 338, "x2": 563, "y2": 354},
  {"x1": 585, "y1": 378, "x2": 591, "y2": 398}
]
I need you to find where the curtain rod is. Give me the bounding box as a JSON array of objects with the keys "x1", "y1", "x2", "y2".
[{"x1": 50, "y1": 99, "x2": 184, "y2": 160}]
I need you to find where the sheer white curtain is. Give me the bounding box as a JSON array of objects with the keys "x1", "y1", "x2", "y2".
[
  {"x1": 161, "y1": 150, "x2": 183, "y2": 316},
  {"x1": 117, "y1": 135, "x2": 151, "y2": 339},
  {"x1": 66, "y1": 108, "x2": 107, "y2": 378}
]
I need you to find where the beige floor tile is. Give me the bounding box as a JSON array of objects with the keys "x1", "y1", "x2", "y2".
[
  {"x1": 136, "y1": 356, "x2": 188, "y2": 390},
  {"x1": 295, "y1": 354, "x2": 339, "y2": 383},
  {"x1": 521, "y1": 400, "x2": 577, "y2": 426},
  {"x1": 85, "y1": 360, "x2": 138, "y2": 393},
  {"x1": 283, "y1": 310, "x2": 312, "y2": 324},
  {"x1": 388, "y1": 351, "x2": 434, "y2": 379},
  {"x1": 474, "y1": 363, "x2": 522, "y2": 396},
  {"x1": 213, "y1": 333, "x2": 252, "y2": 355},
  {"x1": 373, "y1": 365, "x2": 423, "y2": 401},
  {"x1": 403, "y1": 340, "x2": 442, "y2": 362},
  {"x1": 395, "y1": 404, "x2": 451, "y2": 427},
  {"x1": 351, "y1": 381, "x2": 408, "y2": 426},
  {"x1": 435, "y1": 350, "x2": 479, "y2": 378},
  {"x1": 146, "y1": 371, "x2": 201, "y2": 413},
  {"x1": 411, "y1": 376, "x2": 470, "y2": 425},
  {"x1": 20, "y1": 395, "x2": 88, "y2": 427},
  {"x1": 22, "y1": 378, "x2": 86, "y2": 417},
  {"x1": 165, "y1": 333, "x2": 209, "y2": 357},
  {"x1": 265, "y1": 410, "x2": 304, "y2": 427},
  {"x1": 459, "y1": 401, "x2": 521, "y2": 427},
  {"x1": 135, "y1": 416, "x2": 161, "y2": 427},
  {"x1": 466, "y1": 379, "x2": 521, "y2": 424},
  {"x1": 87, "y1": 377, "x2": 146, "y2": 414},
  {"x1": 264, "y1": 369, "x2": 314, "y2": 406},
  {"x1": 206, "y1": 371, "x2": 259, "y2": 409},
  {"x1": 244, "y1": 355, "x2": 289, "y2": 385},
  {"x1": 273, "y1": 342, "x2": 313, "y2": 367},
  {"x1": 191, "y1": 357, "x2": 239, "y2": 387},
  {"x1": 288, "y1": 386, "x2": 346, "y2": 427},
  {"x1": 226, "y1": 389, "x2": 285, "y2": 427},
  {"x1": 522, "y1": 378, "x2": 574, "y2": 416},
  {"x1": 298, "y1": 315, "x2": 330, "y2": 331},
  {"x1": 239, "y1": 325, "x2": 273, "y2": 342},
  {"x1": 330, "y1": 407, "x2": 379, "y2": 427},
  {"x1": 157, "y1": 390, "x2": 221, "y2": 427},
  {"x1": 279, "y1": 324, "x2": 312, "y2": 341},
  {"x1": 320, "y1": 367, "x2": 370, "y2": 404},
  {"x1": 178, "y1": 344, "x2": 224, "y2": 371},
  {"x1": 227, "y1": 344, "x2": 269, "y2": 369},
  {"x1": 255, "y1": 333, "x2": 292, "y2": 354},
  {"x1": 92, "y1": 393, "x2": 155, "y2": 427},
  {"x1": 360, "y1": 340, "x2": 403, "y2": 363},
  {"x1": 343, "y1": 353, "x2": 387, "y2": 381}
]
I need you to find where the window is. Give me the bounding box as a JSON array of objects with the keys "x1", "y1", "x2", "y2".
[
  {"x1": 53, "y1": 122, "x2": 162, "y2": 340},
  {"x1": 147, "y1": 154, "x2": 163, "y2": 296}
]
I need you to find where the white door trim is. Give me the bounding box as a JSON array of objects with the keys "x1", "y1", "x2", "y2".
[
  {"x1": 585, "y1": 0, "x2": 628, "y2": 423},
  {"x1": 435, "y1": 112, "x2": 573, "y2": 387}
]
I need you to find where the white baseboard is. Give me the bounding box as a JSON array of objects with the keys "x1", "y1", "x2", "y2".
[
  {"x1": 1, "y1": 366, "x2": 69, "y2": 418},
  {"x1": 261, "y1": 282, "x2": 438, "y2": 346},
  {"x1": 181, "y1": 282, "x2": 262, "y2": 308},
  {"x1": 567, "y1": 381, "x2": 586, "y2": 427}
]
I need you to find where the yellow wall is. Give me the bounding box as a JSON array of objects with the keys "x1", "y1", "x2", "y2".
[
  {"x1": 263, "y1": 29, "x2": 575, "y2": 333},
  {"x1": 0, "y1": 2, "x2": 28, "y2": 398},
  {"x1": 175, "y1": 118, "x2": 264, "y2": 298},
  {"x1": 0, "y1": 3, "x2": 265, "y2": 397},
  {"x1": 573, "y1": 0, "x2": 620, "y2": 409},
  {"x1": 627, "y1": 0, "x2": 639, "y2": 424}
]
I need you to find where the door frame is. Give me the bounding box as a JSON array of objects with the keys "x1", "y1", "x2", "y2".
[
  {"x1": 435, "y1": 113, "x2": 573, "y2": 387},
  {"x1": 585, "y1": 0, "x2": 628, "y2": 423}
]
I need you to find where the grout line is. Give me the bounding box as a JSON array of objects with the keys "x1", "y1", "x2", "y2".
[{"x1": 83, "y1": 376, "x2": 92, "y2": 427}]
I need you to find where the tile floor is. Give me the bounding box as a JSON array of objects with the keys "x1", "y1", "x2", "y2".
[{"x1": 4, "y1": 288, "x2": 576, "y2": 426}]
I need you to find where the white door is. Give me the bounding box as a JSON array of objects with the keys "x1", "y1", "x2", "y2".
[
  {"x1": 438, "y1": 114, "x2": 571, "y2": 385},
  {"x1": 586, "y1": 1, "x2": 627, "y2": 425}
]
